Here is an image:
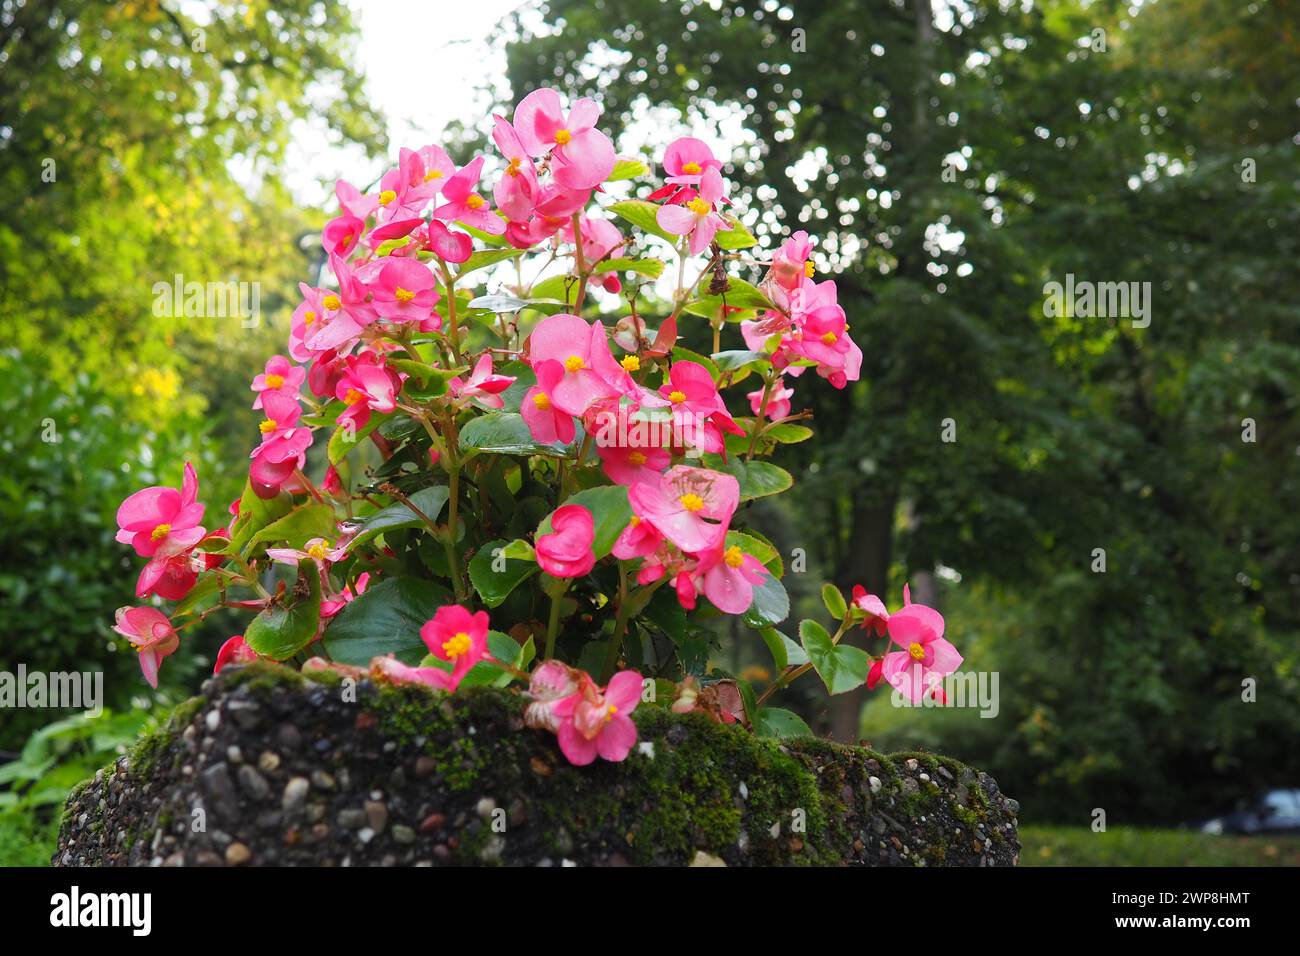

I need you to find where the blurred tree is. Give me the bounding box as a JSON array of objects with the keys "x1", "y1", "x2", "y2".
[{"x1": 0, "y1": 0, "x2": 383, "y2": 742}]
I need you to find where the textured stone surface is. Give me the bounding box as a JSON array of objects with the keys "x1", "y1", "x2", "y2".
[{"x1": 54, "y1": 662, "x2": 1019, "y2": 867}]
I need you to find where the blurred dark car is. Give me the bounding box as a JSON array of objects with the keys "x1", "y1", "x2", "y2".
[{"x1": 1195, "y1": 789, "x2": 1300, "y2": 835}]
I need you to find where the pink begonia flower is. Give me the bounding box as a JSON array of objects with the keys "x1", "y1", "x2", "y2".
[
  {"x1": 266, "y1": 535, "x2": 347, "y2": 569},
  {"x1": 520, "y1": 359, "x2": 577, "y2": 445},
  {"x1": 370, "y1": 654, "x2": 457, "y2": 692},
  {"x1": 881, "y1": 589, "x2": 962, "y2": 704},
  {"x1": 371, "y1": 257, "x2": 440, "y2": 323},
  {"x1": 771, "y1": 229, "x2": 814, "y2": 291},
  {"x1": 652, "y1": 361, "x2": 744, "y2": 454},
  {"x1": 289, "y1": 284, "x2": 329, "y2": 363},
  {"x1": 214, "y1": 635, "x2": 258, "y2": 675},
  {"x1": 335, "y1": 179, "x2": 379, "y2": 220},
  {"x1": 512, "y1": 87, "x2": 616, "y2": 190},
  {"x1": 694, "y1": 540, "x2": 768, "y2": 614},
  {"x1": 371, "y1": 150, "x2": 430, "y2": 223},
  {"x1": 523, "y1": 660, "x2": 581, "y2": 732},
  {"x1": 504, "y1": 183, "x2": 591, "y2": 248},
  {"x1": 420, "y1": 605, "x2": 491, "y2": 682},
  {"x1": 597, "y1": 441, "x2": 672, "y2": 487},
  {"x1": 656, "y1": 168, "x2": 729, "y2": 255},
  {"x1": 251, "y1": 355, "x2": 305, "y2": 409},
  {"x1": 525, "y1": 313, "x2": 624, "y2": 416},
  {"x1": 305, "y1": 255, "x2": 380, "y2": 353},
  {"x1": 628, "y1": 465, "x2": 739, "y2": 553},
  {"x1": 661, "y1": 136, "x2": 723, "y2": 187},
  {"x1": 116, "y1": 462, "x2": 207, "y2": 561},
  {"x1": 552, "y1": 670, "x2": 643, "y2": 766},
  {"x1": 851, "y1": 585, "x2": 890, "y2": 637},
  {"x1": 366, "y1": 216, "x2": 423, "y2": 251},
  {"x1": 748, "y1": 378, "x2": 795, "y2": 421},
  {"x1": 601, "y1": 274, "x2": 622, "y2": 294},
  {"x1": 867, "y1": 657, "x2": 885, "y2": 690},
  {"x1": 422, "y1": 219, "x2": 474, "y2": 264},
  {"x1": 448, "y1": 353, "x2": 516, "y2": 410},
  {"x1": 321, "y1": 571, "x2": 370, "y2": 620},
  {"x1": 536, "y1": 504, "x2": 596, "y2": 578},
  {"x1": 250, "y1": 391, "x2": 313, "y2": 499},
  {"x1": 611, "y1": 514, "x2": 663, "y2": 560},
  {"x1": 322, "y1": 214, "x2": 364, "y2": 258},
  {"x1": 790, "y1": 279, "x2": 850, "y2": 367},
  {"x1": 112, "y1": 606, "x2": 179, "y2": 688},
  {"x1": 561, "y1": 214, "x2": 625, "y2": 265},
  {"x1": 492, "y1": 116, "x2": 540, "y2": 222},
  {"x1": 405, "y1": 144, "x2": 457, "y2": 204},
  {"x1": 336, "y1": 352, "x2": 403, "y2": 430},
  {"x1": 433, "y1": 156, "x2": 507, "y2": 236},
  {"x1": 675, "y1": 569, "x2": 699, "y2": 610}
]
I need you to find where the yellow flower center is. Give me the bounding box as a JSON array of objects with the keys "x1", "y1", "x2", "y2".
[
  {"x1": 344, "y1": 388, "x2": 364, "y2": 405},
  {"x1": 304, "y1": 310, "x2": 317, "y2": 325},
  {"x1": 564, "y1": 355, "x2": 586, "y2": 373},
  {"x1": 668, "y1": 390, "x2": 687, "y2": 404},
  {"x1": 554, "y1": 128, "x2": 572, "y2": 146},
  {"x1": 909, "y1": 642, "x2": 926, "y2": 662},
  {"x1": 821, "y1": 331, "x2": 838, "y2": 345},
  {"x1": 805, "y1": 261, "x2": 815, "y2": 278},
  {"x1": 259, "y1": 418, "x2": 277, "y2": 434},
  {"x1": 687, "y1": 197, "x2": 710, "y2": 215},
  {"x1": 307, "y1": 541, "x2": 331, "y2": 561},
  {"x1": 605, "y1": 704, "x2": 618, "y2": 722},
  {"x1": 532, "y1": 392, "x2": 552, "y2": 410},
  {"x1": 465, "y1": 194, "x2": 486, "y2": 210},
  {"x1": 394, "y1": 286, "x2": 415, "y2": 303},
  {"x1": 378, "y1": 189, "x2": 397, "y2": 206},
  {"x1": 323, "y1": 294, "x2": 341, "y2": 311},
  {"x1": 682, "y1": 161, "x2": 702, "y2": 174},
  {"x1": 723, "y1": 545, "x2": 745, "y2": 569},
  {"x1": 621, "y1": 355, "x2": 640, "y2": 372},
  {"x1": 679, "y1": 493, "x2": 705, "y2": 512},
  {"x1": 628, "y1": 451, "x2": 647, "y2": 466},
  {"x1": 424, "y1": 169, "x2": 444, "y2": 182},
  {"x1": 150, "y1": 523, "x2": 171, "y2": 542},
  {"x1": 507, "y1": 157, "x2": 523, "y2": 177},
  {"x1": 629, "y1": 515, "x2": 641, "y2": 526},
  {"x1": 264, "y1": 373, "x2": 285, "y2": 389},
  {"x1": 443, "y1": 632, "x2": 472, "y2": 659}
]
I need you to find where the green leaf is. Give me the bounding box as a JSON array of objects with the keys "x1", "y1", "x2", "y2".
[
  {"x1": 459, "y1": 412, "x2": 574, "y2": 456},
  {"x1": 711, "y1": 349, "x2": 770, "y2": 373},
  {"x1": 714, "y1": 214, "x2": 758, "y2": 250},
  {"x1": 389, "y1": 360, "x2": 458, "y2": 397},
  {"x1": 608, "y1": 198, "x2": 679, "y2": 244},
  {"x1": 346, "y1": 485, "x2": 450, "y2": 553},
  {"x1": 468, "y1": 537, "x2": 539, "y2": 607},
  {"x1": 758, "y1": 626, "x2": 788, "y2": 672},
  {"x1": 608, "y1": 157, "x2": 650, "y2": 181},
  {"x1": 466, "y1": 293, "x2": 534, "y2": 313},
  {"x1": 752, "y1": 707, "x2": 813, "y2": 739},
  {"x1": 766, "y1": 423, "x2": 813, "y2": 444},
  {"x1": 322, "y1": 576, "x2": 453, "y2": 665},
  {"x1": 170, "y1": 574, "x2": 223, "y2": 618},
  {"x1": 456, "y1": 248, "x2": 524, "y2": 278},
  {"x1": 800, "y1": 619, "x2": 871, "y2": 695},
  {"x1": 455, "y1": 631, "x2": 534, "y2": 688},
  {"x1": 328, "y1": 411, "x2": 390, "y2": 465},
  {"x1": 244, "y1": 503, "x2": 338, "y2": 554},
  {"x1": 822, "y1": 583, "x2": 848, "y2": 620},
  {"x1": 228, "y1": 480, "x2": 293, "y2": 554},
  {"x1": 742, "y1": 573, "x2": 790, "y2": 627},
  {"x1": 715, "y1": 458, "x2": 794, "y2": 500},
  {"x1": 591, "y1": 256, "x2": 666, "y2": 278},
  {"x1": 538, "y1": 485, "x2": 632, "y2": 559},
  {"x1": 685, "y1": 278, "x2": 774, "y2": 319},
  {"x1": 243, "y1": 559, "x2": 321, "y2": 661}
]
